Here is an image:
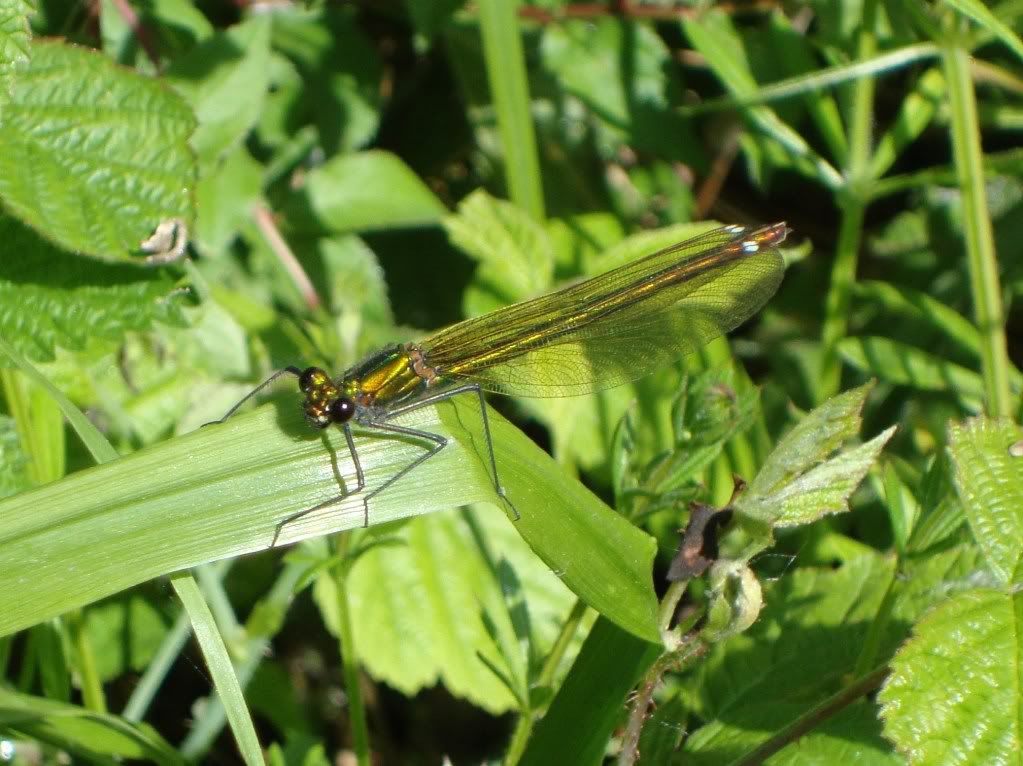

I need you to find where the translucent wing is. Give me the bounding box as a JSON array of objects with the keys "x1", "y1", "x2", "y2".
[{"x1": 421, "y1": 223, "x2": 787, "y2": 397}]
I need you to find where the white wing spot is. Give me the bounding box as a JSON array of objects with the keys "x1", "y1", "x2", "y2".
[{"x1": 742, "y1": 240, "x2": 759, "y2": 253}]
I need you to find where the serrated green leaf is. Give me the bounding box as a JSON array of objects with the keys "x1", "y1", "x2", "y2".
[
  {"x1": 880, "y1": 588, "x2": 1023, "y2": 765},
  {"x1": 0, "y1": 40, "x2": 195, "y2": 261},
  {"x1": 759, "y1": 427, "x2": 896, "y2": 526},
  {"x1": 166, "y1": 15, "x2": 271, "y2": 165},
  {"x1": 948, "y1": 417, "x2": 1023, "y2": 585},
  {"x1": 0, "y1": 413, "x2": 30, "y2": 498},
  {"x1": 315, "y1": 508, "x2": 576, "y2": 713},
  {"x1": 838, "y1": 336, "x2": 988, "y2": 404},
  {"x1": 293, "y1": 150, "x2": 445, "y2": 234},
  {"x1": 891, "y1": 544, "x2": 990, "y2": 626},
  {"x1": 0, "y1": 686, "x2": 184, "y2": 764},
  {"x1": 0, "y1": 215, "x2": 186, "y2": 362},
  {"x1": 0, "y1": 0, "x2": 32, "y2": 96},
  {"x1": 735, "y1": 384, "x2": 894, "y2": 526},
  {"x1": 444, "y1": 189, "x2": 554, "y2": 314}
]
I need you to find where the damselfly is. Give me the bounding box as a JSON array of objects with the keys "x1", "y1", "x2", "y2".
[{"x1": 215, "y1": 222, "x2": 788, "y2": 544}]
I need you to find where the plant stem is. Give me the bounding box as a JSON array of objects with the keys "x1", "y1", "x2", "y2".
[
  {"x1": 819, "y1": 0, "x2": 877, "y2": 401},
  {"x1": 505, "y1": 599, "x2": 590, "y2": 766},
  {"x1": 477, "y1": 0, "x2": 546, "y2": 221},
  {"x1": 729, "y1": 665, "x2": 889, "y2": 766},
  {"x1": 618, "y1": 640, "x2": 708, "y2": 766},
  {"x1": 68, "y1": 610, "x2": 106, "y2": 713},
  {"x1": 657, "y1": 580, "x2": 688, "y2": 644},
  {"x1": 942, "y1": 41, "x2": 1012, "y2": 417},
  {"x1": 333, "y1": 533, "x2": 371, "y2": 766}
]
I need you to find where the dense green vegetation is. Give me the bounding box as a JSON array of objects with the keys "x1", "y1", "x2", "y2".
[{"x1": 0, "y1": 1, "x2": 1021, "y2": 764}]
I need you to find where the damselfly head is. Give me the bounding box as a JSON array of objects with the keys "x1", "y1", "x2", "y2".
[{"x1": 296, "y1": 367, "x2": 349, "y2": 428}]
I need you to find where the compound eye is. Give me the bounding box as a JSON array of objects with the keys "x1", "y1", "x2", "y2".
[
  {"x1": 298, "y1": 367, "x2": 330, "y2": 393},
  {"x1": 328, "y1": 396, "x2": 356, "y2": 423}
]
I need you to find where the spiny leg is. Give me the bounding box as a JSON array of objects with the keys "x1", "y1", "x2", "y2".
[
  {"x1": 271, "y1": 423, "x2": 364, "y2": 547},
  {"x1": 357, "y1": 421, "x2": 448, "y2": 525},
  {"x1": 207, "y1": 366, "x2": 303, "y2": 425},
  {"x1": 379, "y1": 384, "x2": 519, "y2": 520}
]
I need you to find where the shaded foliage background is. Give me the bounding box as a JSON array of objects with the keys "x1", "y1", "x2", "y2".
[{"x1": 1, "y1": 0, "x2": 1022, "y2": 765}]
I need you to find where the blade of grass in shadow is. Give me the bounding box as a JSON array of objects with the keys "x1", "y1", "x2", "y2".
[
  {"x1": 517, "y1": 616, "x2": 661, "y2": 766},
  {"x1": 0, "y1": 394, "x2": 659, "y2": 642},
  {"x1": 477, "y1": 0, "x2": 545, "y2": 221},
  {"x1": 678, "y1": 42, "x2": 938, "y2": 116}
]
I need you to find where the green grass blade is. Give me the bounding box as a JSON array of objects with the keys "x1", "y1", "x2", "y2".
[
  {"x1": 0, "y1": 397, "x2": 658, "y2": 642},
  {"x1": 942, "y1": 44, "x2": 1013, "y2": 417},
  {"x1": 0, "y1": 337, "x2": 118, "y2": 464},
  {"x1": 171, "y1": 573, "x2": 263, "y2": 766},
  {"x1": 0, "y1": 686, "x2": 184, "y2": 765},
  {"x1": 679, "y1": 42, "x2": 938, "y2": 116},
  {"x1": 942, "y1": 0, "x2": 1023, "y2": 63},
  {"x1": 477, "y1": 0, "x2": 545, "y2": 221}
]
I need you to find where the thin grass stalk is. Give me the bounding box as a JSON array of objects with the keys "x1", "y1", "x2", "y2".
[
  {"x1": 819, "y1": 0, "x2": 878, "y2": 400},
  {"x1": 333, "y1": 533, "x2": 372, "y2": 766},
  {"x1": 942, "y1": 43, "x2": 1012, "y2": 417}
]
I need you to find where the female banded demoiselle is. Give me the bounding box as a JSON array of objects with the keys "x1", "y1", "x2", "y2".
[{"x1": 215, "y1": 221, "x2": 788, "y2": 544}]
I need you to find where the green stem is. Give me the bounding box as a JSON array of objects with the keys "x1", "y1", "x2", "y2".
[
  {"x1": 333, "y1": 533, "x2": 371, "y2": 766},
  {"x1": 537, "y1": 598, "x2": 589, "y2": 690},
  {"x1": 942, "y1": 42, "x2": 1012, "y2": 417},
  {"x1": 657, "y1": 580, "x2": 688, "y2": 645},
  {"x1": 122, "y1": 610, "x2": 192, "y2": 722},
  {"x1": 505, "y1": 599, "x2": 590, "y2": 766},
  {"x1": 819, "y1": 1, "x2": 877, "y2": 399},
  {"x1": 123, "y1": 560, "x2": 233, "y2": 723},
  {"x1": 729, "y1": 665, "x2": 889, "y2": 766},
  {"x1": 68, "y1": 610, "x2": 107, "y2": 713},
  {"x1": 618, "y1": 640, "x2": 708, "y2": 766},
  {"x1": 477, "y1": 0, "x2": 546, "y2": 221}
]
